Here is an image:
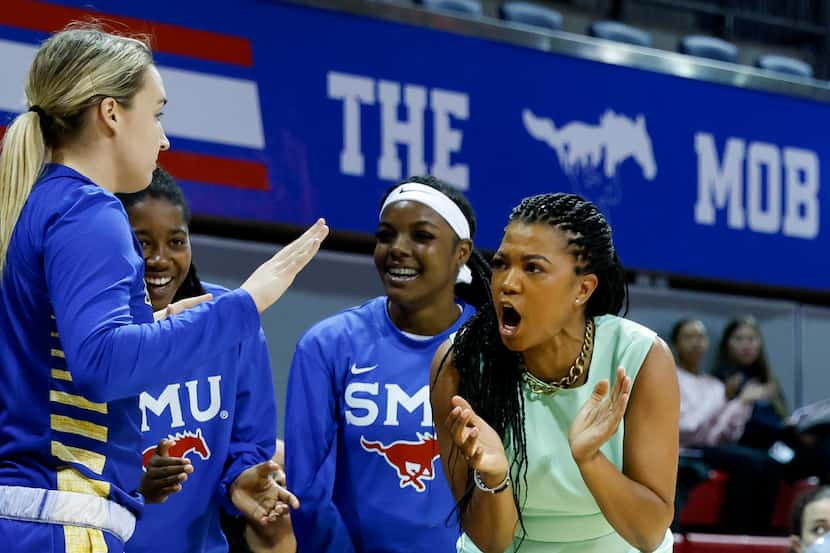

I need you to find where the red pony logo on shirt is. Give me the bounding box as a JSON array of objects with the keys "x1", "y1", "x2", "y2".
[
  {"x1": 360, "y1": 433, "x2": 440, "y2": 492},
  {"x1": 142, "y1": 429, "x2": 212, "y2": 469}
]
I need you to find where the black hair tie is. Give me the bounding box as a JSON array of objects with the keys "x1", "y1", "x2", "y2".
[{"x1": 28, "y1": 105, "x2": 48, "y2": 119}]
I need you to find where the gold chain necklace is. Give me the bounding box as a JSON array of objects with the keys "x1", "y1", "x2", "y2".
[{"x1": 521, "y1": 318, "x2": 595, "y2": 395}]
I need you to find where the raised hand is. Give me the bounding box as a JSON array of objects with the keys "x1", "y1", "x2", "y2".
[
  {"x1": 230, "y1": 460, "x2": 300, "y2": 526},
  {"x1": 445, "y1": 395, "x2": 509, "y2": 482},
  {"x1": 241, "y1": 219, "x2": 328, "y2": 313},
  {"x1": 139, "y1": 438, "x2": 193, "y2": 503},
  {"x1": 569, "y1": 367, "x2": 631, "y2": 464}
]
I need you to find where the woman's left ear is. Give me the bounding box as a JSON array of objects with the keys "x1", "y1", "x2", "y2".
[
  {"x1": 456, "y1": 238, "x2": 473, "y2": 267},
  {"x1": 576, "y1": 273, "x2": 599, "y2": 305},
  {"x1": 98, "y1": 97, "x2": 119, "y2": 134}
]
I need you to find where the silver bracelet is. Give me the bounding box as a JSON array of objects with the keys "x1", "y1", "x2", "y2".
[{"x1": 473, "y1": 469, "x2": 511, "y2": 494}]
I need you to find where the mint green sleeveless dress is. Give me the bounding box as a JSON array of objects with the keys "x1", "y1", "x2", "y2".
[{"x1": 457, "y1": 315, "x2": 674, "y2": 553}]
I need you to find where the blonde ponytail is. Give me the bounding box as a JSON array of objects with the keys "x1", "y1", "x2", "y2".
[{"x1": 0, "y1": 111, "x2": 47, "y2": 274}]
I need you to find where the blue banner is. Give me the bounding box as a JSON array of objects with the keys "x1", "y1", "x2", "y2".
[{"x1": 1, "y1": 0, "x2": 828, "y2": 290}]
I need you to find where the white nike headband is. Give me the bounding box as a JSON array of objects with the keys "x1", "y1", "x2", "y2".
[
  {"x1": 380, "y1": 182, "x2": 473, "y2": 284},
  {"x1": 381, "y1": 183, "x2": 471, "y2": 240}
]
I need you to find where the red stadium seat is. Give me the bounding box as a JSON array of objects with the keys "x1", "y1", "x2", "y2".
[
  {"x1": 679, "y1": 470, "x2": 729, "y2": 527},
  {"x1": 679, "y1": 470, "x2": 821, "y2": 534},
  {"x1": 771, "y1": 477, "x2": 819, "y2": 531},
  {"x1": 684, "y1": 533, "x2": 790, "y2": 552}
]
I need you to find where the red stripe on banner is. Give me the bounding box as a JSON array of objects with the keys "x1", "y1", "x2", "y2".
[
  {"x1": 0, "y1": 0, "x2": 253, "y2": 67},
  {"x1": 160, "y1": 151, "x2": 270, "y2": 191},
  {"x1": 0, "y1": 124, "x2": 268, "y2": 190}
]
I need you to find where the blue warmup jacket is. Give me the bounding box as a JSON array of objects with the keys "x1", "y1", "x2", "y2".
[
  {"x1": 286, "y1": 297, "x2": 473, "y2": 553},
  {"x1": 128, "y1": 283, "x2": 277, "y2": 553},
  {"x1": 0, "y1": 164, "x2": 260, "y2": 522}
]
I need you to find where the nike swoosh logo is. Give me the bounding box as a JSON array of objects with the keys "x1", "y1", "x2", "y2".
[{"x1": 350, "y1": 363, "x2": 378, "y2": 375}]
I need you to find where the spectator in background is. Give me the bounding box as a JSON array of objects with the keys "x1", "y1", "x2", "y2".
[
  {"x1": 714, "y1": 317, "x2": 830, "y2": 480},
  {"x1": 675, "y1": 319, "x2": 754, "y2": 448},
  {"x1": 713, "y1": 316, "x2": 788, "y2": 450},
  {"x1": 672, "y1": 318, "x2": 782, "y2": 535},
  {"x1": 790, "y1": 486, "x2": 830, "y2": 552}
]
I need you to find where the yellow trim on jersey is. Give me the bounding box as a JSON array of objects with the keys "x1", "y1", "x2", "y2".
[
  {"x1": 51, "y1": 331, "x2": 60, "y2": 338},
  {"x1": 57, "y1": 467, "x2": 111, "y2": 498},
  {"x1": 51, "y1": 441, "x2": 106, "y2": 474},
  {"x1": 51, "y1": 369, "x2": 73, "y2": 381},
  {"x1": 51, "y1": 348, "x2": 65, "y2": 359},
  {"x1": 50, "y1": 390, "x2": 108, "y2": 414},
  {"x1": 63, "y1": 525, "x2": 108, "y2": 553},
  {"x1": 51, "y1": 415, "x2": 108, "y2": 443}
]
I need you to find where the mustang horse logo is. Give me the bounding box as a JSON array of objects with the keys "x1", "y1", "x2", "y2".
[
  {"x1": 142, "y1": 429, "x2": 211, "y2": 469},
  {"x1": 360, "y1": 433, "x2": 440, "y2": 492},
  {"x1": 522, "y1": 108, "x2": 657, "y2": 213},
  {"x1": 522, "y1": 108, "x2": 657, "y2": 181}
]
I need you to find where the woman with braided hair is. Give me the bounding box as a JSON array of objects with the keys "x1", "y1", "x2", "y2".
[{"x1": 431, "y1": 193, "x2": 679, "y2": 552}]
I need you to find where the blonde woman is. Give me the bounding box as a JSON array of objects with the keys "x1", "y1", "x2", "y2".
[{"x1": 0, "y1": 26, "x2": 326, "y2": 552}]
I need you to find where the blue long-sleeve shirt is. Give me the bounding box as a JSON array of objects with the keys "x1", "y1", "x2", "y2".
[
  {"x1": 0, "y1": 164, "x2": 260, "y2": 517},
  {"x1": 127, "y1": 283, "x2": 276, "y2": 553},
  {"x1": 285, "y1": 297, "x2": 473, "y2": 553}
]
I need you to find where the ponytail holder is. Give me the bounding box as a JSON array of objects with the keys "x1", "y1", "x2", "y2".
[{"x1": 28, "y1": 105, "x2": 48, "y2": 118}]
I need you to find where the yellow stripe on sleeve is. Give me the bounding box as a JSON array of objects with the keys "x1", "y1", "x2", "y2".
[
  {"x1": 51, "y1": 441, "x2": 106, "y2": 474},
  {"x1": 50, "y1": 390, "x2": 107, "y2": 414}
]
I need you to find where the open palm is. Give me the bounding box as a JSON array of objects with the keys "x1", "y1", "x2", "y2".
[
  {"x1": 445, "y1": 395, "x2": 509, "y2": 478},
  {"x1": 241, "y1": 219, "x2": 328, "y2": 313},
  {"x1": 231, "y1": 460, "x2": 299, "y2": 526},
  {"x1": 569, "y1": 367, "x2": 631, "y2": 463}
]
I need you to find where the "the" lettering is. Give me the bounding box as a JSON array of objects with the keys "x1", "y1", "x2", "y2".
[{"x1": 327, "y1": 71, "x2": 470, "y2": 190}]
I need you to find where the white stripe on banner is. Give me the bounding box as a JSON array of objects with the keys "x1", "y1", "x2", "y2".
[
  {"x1": 0, "y1": 40, "x2": 36, "y2": 113},
  {"x1": 0, "y1": 40, "x2": 265, "y2": 150},
  {"x1": 158, "y1": 67, "x2": 265, "y2": 149}
]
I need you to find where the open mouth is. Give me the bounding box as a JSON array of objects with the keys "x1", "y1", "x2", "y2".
[
  {"x1": 500, "y1": 303, "x2": 522, "y2": 336},
  {"x1": 385, "y1": 266, "x2": 420, "y2": 283}
]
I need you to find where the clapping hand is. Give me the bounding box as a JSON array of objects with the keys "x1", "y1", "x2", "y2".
[
  {"x1": 445, "y1": 395, "x2": 509, "y2": 483},
  {"x1": 569, "y1": 367, "x2": 631, "y2": 464}
]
